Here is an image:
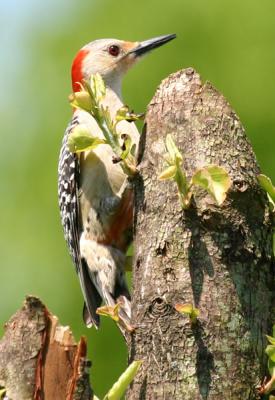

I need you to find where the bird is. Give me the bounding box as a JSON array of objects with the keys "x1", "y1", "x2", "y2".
[{"x1": 58, "y1": 34, "x2": 176, "y2": 329}]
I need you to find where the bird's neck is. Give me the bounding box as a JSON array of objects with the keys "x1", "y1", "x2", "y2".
[
  {"x1": 102, "y1": 78, "x2": 123, "y2": 118},
  {"x1": 105, "y1": 75, "x2": 122, "y2": 99},
  {"x1": 73, "y1": 76, "x2": 123, "y2": 119}
]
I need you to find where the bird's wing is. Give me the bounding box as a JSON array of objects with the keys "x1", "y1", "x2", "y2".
[{"x1": 58, "y1": 115, "x2": 101, "y2": 327}]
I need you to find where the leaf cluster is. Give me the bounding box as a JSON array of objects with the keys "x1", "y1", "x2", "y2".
[
  {"x1": 159, "y1": 134, "x2": 232, "y2": 208},
  {"x1": 68, "y1": 73, "x2": 142, "y2": 176}
]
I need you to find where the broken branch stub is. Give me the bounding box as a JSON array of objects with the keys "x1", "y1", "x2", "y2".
[{"x1": 0, "y1": 296, "x2": 92, "y2": 400}]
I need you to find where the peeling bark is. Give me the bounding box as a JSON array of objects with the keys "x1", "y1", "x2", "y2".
[
  {"x1": 0, "y1": 296, "x2": 92, "y2": 400},
  {"x1": 128, "y1": 68, "x2": 275, "y2": 399}
]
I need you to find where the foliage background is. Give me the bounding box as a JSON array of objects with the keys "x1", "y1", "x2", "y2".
[{"x1": 1, "y1": 0, "x2": 275, "y2": 397}]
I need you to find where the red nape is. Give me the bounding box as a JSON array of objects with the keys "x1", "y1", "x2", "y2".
[{"x1": 71, "y1": 48, "x2": 89, "y2": 92}]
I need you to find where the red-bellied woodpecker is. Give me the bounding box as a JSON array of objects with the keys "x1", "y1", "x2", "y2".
[{"x1": 58, "y1": 34, "x2": 176, "y2": 329}]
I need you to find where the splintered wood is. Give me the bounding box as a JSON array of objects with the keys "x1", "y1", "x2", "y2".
[{"x1": 0, "y1": 296, "x2": 92, "y2": 400}]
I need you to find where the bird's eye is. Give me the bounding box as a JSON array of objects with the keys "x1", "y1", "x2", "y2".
[{"x1": 108, "y1": 45, "x2": 120, "y2": 57}]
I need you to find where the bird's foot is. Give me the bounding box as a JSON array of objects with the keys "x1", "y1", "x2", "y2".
[{"x1": 96, "y1": 298, "x2": 135, "y2": 333}]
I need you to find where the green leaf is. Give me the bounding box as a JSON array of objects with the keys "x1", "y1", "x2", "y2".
[
  {"x1": 159, "y1": 135, "x2": 191, "y2": 208},
  {"x1": 100, "y1": 107, "x2": 121, "y2": 152},
  {"x1": 115, "y1": 106, "x2": 130, "y2": 122},
  {"x1": 115, "y1": 106, "x2": 144, "y2": 123},
  {"x1": 0, "y1": 389, "x2": 6, "y2": 400},
  {"x1": 69, "y1": 90, "x2": 93, "y2": 112},
  {"x1": 266, "y1": 345, "x2": 275, "y2": 362},
  {"x1": 130, "y1": 143, "x2": 137, "y2": 157},
  {"x1": 268, "y1": 358, "x2": 275, "y2": 377},
  {"x1": 96, "y1": 304, "x2": 120, "y2": 322},
  {"x1": 267, "y1": 335, "x2": 275, "y2": 346},
  {"x1": 272, "y1": 325, "x2": 275, "y2": 339},
  {"x1": 158, "y1": 165, "x2": 177, "y2": 180},
  {"x1": 103, "y1": 361, "x2": 142, "y2": 400},
  {"x1": 175, "y1": 303, "x2": 200, "y2": 323},
  {"x1": 165, "y1": 134, "x2": 182, "y2": 164},
  {"x1": 120, "y1": 134, "x2": 132, "y2": 160},
  {"x1": 90, "y1": 73, "x2": 106, "y2": 102},
  {"x1": 68, "y1": 125, "x2": 106, "y2": 153},
  {"x1": 163, "y1": 152, "x2": 173, "y2": 165},
  {"x1": 174, "y1": 166, "x2": 188, "y2": 196},
  {"x1": 258, "y1": 174, "x2": 275, "y2": 208},
  {"x1": 192, "y1": 165, "x2": 231, "y2": 205},
  {"x1": 175, "y1": 303, "x2": 193, "y2": 314}
]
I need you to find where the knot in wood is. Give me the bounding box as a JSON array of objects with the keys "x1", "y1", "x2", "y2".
[
  {"x1": 185, "y1": 67, "x2": 195, "y2": 77},
  {"x1": 148, "y1": 297, "x2": 171, "y2": 319},
  {"x1": 233, "y1": 179, "x2": 248, "y2": 192}
]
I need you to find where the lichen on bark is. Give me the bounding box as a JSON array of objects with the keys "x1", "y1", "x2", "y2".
[{"x1": 128, "y1": 68, "x2": 275, "y2": 399}]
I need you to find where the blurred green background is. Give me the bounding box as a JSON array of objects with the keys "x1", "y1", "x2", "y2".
[{"x1": 1, "y1": 0, "x2": 275, "y2": 397}]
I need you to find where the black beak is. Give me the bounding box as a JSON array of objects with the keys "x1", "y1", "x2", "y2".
[{"x1": 130, "y1": 34, "x2": 176, "y2": 57}]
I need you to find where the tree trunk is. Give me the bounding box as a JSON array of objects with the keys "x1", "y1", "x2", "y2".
[{"x1": 128, "y1": 68, "x2": 274, "y2": 399}]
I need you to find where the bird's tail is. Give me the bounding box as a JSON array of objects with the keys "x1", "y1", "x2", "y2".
[
  {"x1": 80, "y1": 237, "x2": 132, "y2": 328},
  {"x1": 78, "y1": 258, "x2": 102, "y2": 328}
]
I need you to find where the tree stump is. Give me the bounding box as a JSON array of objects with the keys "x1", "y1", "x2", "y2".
[
  {"x1": 0, "y1": 296, "x2": 92, "y2": 400},
  {"x1": 128, "y1": 68, "x2": 274, "y2": 399}
]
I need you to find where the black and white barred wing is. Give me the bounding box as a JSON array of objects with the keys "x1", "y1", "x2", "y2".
[
  {"x1": 58, "y1": 116, "x2": 101, "y2": 327},
  {"x1": 58, "y1": 116, "x2": 81, "y2": 269}
]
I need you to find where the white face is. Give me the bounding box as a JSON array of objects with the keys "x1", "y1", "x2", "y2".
[
  {"x1": 82, "y1": 39, "x2": 139, "y2": 82},
  {"x1": 73, "y1": 35, "x2": 176, "y2": 93}
]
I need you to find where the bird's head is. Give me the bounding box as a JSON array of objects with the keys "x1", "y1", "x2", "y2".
[{"x1": 71, "y1": 34, "x2": 176, "y2": 94}]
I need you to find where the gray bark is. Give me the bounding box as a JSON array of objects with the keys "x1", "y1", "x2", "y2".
[{"x1": 128, "y1": 68, "x2": 275, "y2": 399}]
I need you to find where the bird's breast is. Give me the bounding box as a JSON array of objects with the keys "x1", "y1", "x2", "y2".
[{"x1": 75, "y1": 108, "x2": 139, "y2": 248}]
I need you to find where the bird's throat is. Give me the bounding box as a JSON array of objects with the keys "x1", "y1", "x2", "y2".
[{"x1": 102, "y1": 84, "x2": 124, "y2": 118}]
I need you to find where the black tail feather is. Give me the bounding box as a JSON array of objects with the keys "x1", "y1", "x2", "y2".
[{"x1": 78, "y1": 259, "x2": 102, "y2": 328}]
